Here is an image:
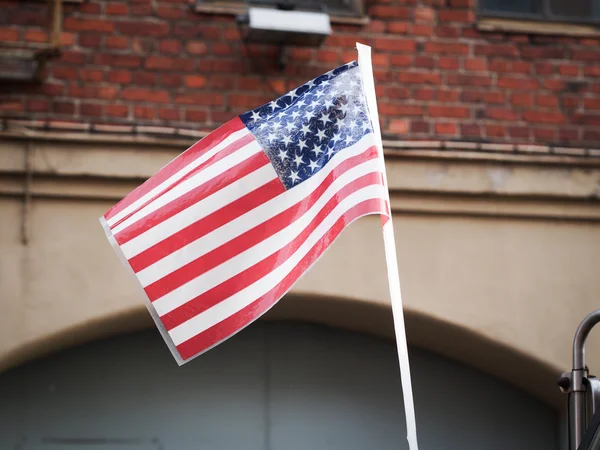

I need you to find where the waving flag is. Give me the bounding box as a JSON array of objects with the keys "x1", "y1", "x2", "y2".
[{"x1": 100, "y1": 61, "x2": 388, "y2": 364}]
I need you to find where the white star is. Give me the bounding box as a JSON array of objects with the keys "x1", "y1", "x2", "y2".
[
  {"x1": 267, "y1": 132, "x2": 277, "y2": 143},
  {"x1": 349, "y1": 79, "x2": 359, "y2": 89},
  {"x1": 293, "y1": 153, "x2": 304, "y2": 167},
  {"x1": 282, "y1": 135, "x2": 292, "y2": 146},
  {"x1": 334, "y1": 117, "x2": 344, "y2": 129},
  {"x1": 326, "y1": 146, "x2": 336, "y2": 159},
  {"x1": 323, "y1": 98, "x2": 335, "y2": 110},
  {"x1": 259, "y1": 121, "x2": 269, "y2": 130},
  {"x1": 321, "y1": 80, "x2": 331, "y2": 88},
  {"x1": 300, "y1": 124, "x2": 311, "y2": 136},
  {"x1": 316, "y1": 128, "x2": 327, "y2": 141},
  {"x1": 339, "y1": 103, "x2": 350, "y2": 116},
  {"x1": 287, "y1": 90, "x2": 298, "y2": 101},
  {"x1": 289, "y1": 170, "x2": 301, "y2": 184},
  {"x1": 296, "y1": 99, "x2": 306, "y2": 108},
  {"x1": 331, "y1": 133, "x2": 341, "y2": 145},
  {"x1": 285, "y1": 122, "x2": 296, "y2": 133},
  {"x1": 310, "y1": 145, "x2": 323, "y2": 157},
  {"x1": 271, "y1": 120, "x2": 282, "y2": 131},
  {"x1": 315, "y1": 90, "x2": 326, "y2": 100},
  {"x1": 298, "y1": 139, "x2": 307, "y2": 151},
  {"x1": 303, "y1": 110, "x2": 314, "y2": 122},
  {"x1": 290, "y1": 110, "x2": 301, "y2": 120},
  {"x1": 308, "y1": 159, "x2": 319, "y2": 172},
  {"x1": 317, "y1": 112, "x2": 331, "y2": 125},
  {"x1": 306, "y1": 79, "x2": 316, "y2": 89},
  {"x1": 362, "y1": 122, "x2": 370, "y2": 133},
  {"x1": 251, "y1": 110, "x2": 261, "y2": 121},
  {"x1": 344, "y1": 135, "x2": 353, "y2": 145},
  {"x1": 345, "y1": 61, "x2": 355, "y2": 69},
  {"x1": 269, "y1": 100, "x2": 279, "y2": 110},
  {"x1": 278, "y1": 149, "x2": 288, "y2": 161}
]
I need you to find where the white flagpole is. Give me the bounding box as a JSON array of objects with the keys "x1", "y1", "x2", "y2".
[{"x1": 356, "y1": 42, "x2": 419, "y2": 450}]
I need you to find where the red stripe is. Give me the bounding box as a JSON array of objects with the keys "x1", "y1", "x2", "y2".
[
  {"x1": 174, "y1": 199, "x2": 387, "y2": 361},
  {"x1": 128, "y1": 178, "x2": 285, "y2": 273},
  {"x1": 114, "y1": 146, "x2": 267, "y2": 245},
  {"x1": 104, "y1": 118, "x2": 246, "y2": 222},
  {"x1": 158, "y1": 172, "x2": 385, "y2": 330},
  {"x1": 111, "y1": 132, "x2": 256, "y2": 234},
  {"x1": 130, "y1": 145, "x2": 378, "y2": 273}
]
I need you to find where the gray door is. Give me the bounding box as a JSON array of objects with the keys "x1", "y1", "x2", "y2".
[{"x1": 0, "y1": 322, "x2": 558, "y2": 450}]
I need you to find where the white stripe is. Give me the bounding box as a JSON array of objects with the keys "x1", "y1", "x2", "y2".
[
  {"x1": 107, "y1": 127, "x2": 250, "y2": 227},
  {"x1": 112, "y1": 140, "x2": 262, "y2": 235},
  {"x1": 122, "y1": 133, "x2": 376, "y2": 259},
  {"x1": 151, "y1": 163, "x2": 383, "y2": 316},
  {"x1": 168, "y1": 184, "x2": 386, "y2": 345},
  {"x1": 139, "y1": 156, "x2": 382, "y2": 288},
  {"x1": 120, "y1": 164, "x2": 278, "y2": 259}
]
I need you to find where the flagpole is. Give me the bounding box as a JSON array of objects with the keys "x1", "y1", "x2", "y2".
[{"x1": 356, "y1": 43, "x2": 419, "y2": 450}]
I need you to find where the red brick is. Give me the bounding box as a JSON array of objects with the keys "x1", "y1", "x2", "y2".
[
  {"x1": 399, "y1": 71, "x2": 441, "y2": 84},
  {"x1": 224, "y1": 28, "x2": 241, "y2": 40},
  {"x1": 379, "y1": 103, "x2": 423, "y2": 116},
  {"x1": 160, "y1": 74, "x2": 183, "y2": 87},
  {"x1": 537, "y1": 95, "x2": 559, "y2": 108},
  {"x1": 288, "y1": 48, "x2": 313, "y2": 61},
  {"x1": 534, "y1": 128, "x2": 556, "y2": 141},
  {"x1": 572, "y1": 50, "x2": 600, "y2": 61},
  {"x1": 498, "y1": 77, "x2": 539, "y2": 90},
  {"x1": 461, "y1": 124, "x2": 481, "y2": 137},
  {"x1": 53, "y1": 66, "x2": 78, "y2": 80},
  {"x1": 373, "y1": 38, "x2": 416, "y2": 52},
  {"x1": 388, "y1": 119, "x2": 409, "y2": 134},
  {"x1": 465, "y1": 58, "x2": 486, "y2": 71},
  {"x1": 159, "y1": 108, "x2": 180, "y2": 121},
  {"x1": 132, "y1": 72, "x2": 156, "y2": 85},
  {"x1": 185, "y1": 109, "x2": 208, "y2": 123},
  {"x1": 369, "y1": 5, "x2": 411, "y2": 19},
  {"x1": 461, "y1": 91, "x2": 505, "y2": 104},
  {"x1": 122, "y1": 88, "x2": 170, "y2": 103},
  {"x1": 584, "y1": 66, "x2": 600, "y2": 77},
  {"x1": 486, "y1": 125, "x2": 506, "y2": 137},
  {"x1": 174, "y1": 93, "x2": 223, "y2": 106},
  {"x1": 428, "y1": 106, "x2": 470, "y2": 118},
  {"x1": 117, "y1": 21, "x2": 169, "y2": 37},
  {"x1": 411, "y1": 120, "x2": 430, "y2": 133},
  {"x1": 450, "y1": 0, "x2": 473, "y2": 6},
  {"x1": 438, "y1": 10, "x2": 474, "y2": 22},
  {"x1": 64, "y1": 18, "x2": 114, "y2": 33},
  {"x1": 105, "y1": 36, "x2": 128, "y2": 49},
  {"x1": 0, "y1": 27, "x2": 19, "y2": 41},
  {"x1": 562, "y1": 96, "x2": 580, "y2": 109},
  {"x1": 447, "y1": 74, "x2": 492, "y2": 87},
  {"x1": 439, "y1": 57, "x2": 460, "y2": 70},
  {"x1": 435, "y1": 122, "x2": 458, "y2": 134},
  {"x1": 486, "y1": 108, "x2": 519, "y2": 121},
  {"x1": 584, "y1": 98, "x2": 600, "y2": 110},
  {"x1": 50, "y1": 100, "x2": 71, "y2": 114},
  {"x1": 187, "y1": 41, "x2": 208, "y2": 55},
  {"x1": 437, "y1": 89, "x2": 460, "y2": 102},
  {"x1": 508, "y1": 126, "x2": 530, "y2": 139},
  {"x1": 108, "y1": 70, "x2": 132, "y2": 84},
  {"x1": 415, "y1": 7, "x2": 435, "y2": 22},
  {"x1": 185, "y1": 75, "x2": 207, "y2": 88},
  {"x1": 24, "y1": 30, "x2": 46, "y2": 42},
  {"x1": 488, "y1": 59, "x2": 510, "y2": 73},
  {"x1": 318, "y1": 50, "x2": 339, "y2": 63},
  {"x1": 544, "y1": 79, "x2": 565, "y2": 91},
  {"x1": 131, "y1": 3, "x2": 152, "y2": 15},
  {"x1": 521, "y1": 46, "x2": 565, "y2": 59},
  {"x1": 414, "y1": 88, "x2": 434, "y2": 101},
  {"x1": 59, "y1": 32, "x2": 76, "y2": 46},
  {"x1": 474, "y1": 44, "x2": 518, "y2": 57},
  {"x1": 79, "y1": 1, "x2": 102, "y2": 13},
  {"x1": 424, "y1": 42, "x2": 469, "y2": 55},
  {"x1": 510, "y1": 93, "x2": 533, "y2": 107},
  {"x1": 27, "y1": 99, "x2": 48, "y2": 112},
  {"x1": 411, "y1": 24, "x2": 433, "y2": 36},
  {"x1": 512, "y1": 61, "x2": 531, "y2": 74},
  {"x1": 364, "y1": 20, "x2": 385, "y2": 33},
  {"x1": 390, "y1": 55, "x2": 412, "y2": 67},
  {"x1": 584, "y1": 129, "x2": 600, "y2": 141},
  {"x1": 134, "y1": 106, "x2": 155, "y2": 120},
  {"x1": 106, "y1": 3, "x2": 128, "y2": 15},
  {"x1": 435, "y1": 26, "x2": 460, "y2": 38},
  {"x1": 228, "y1": 94, "x2": 271, "y2": 108},
  {"x1": 145, "y1": 56, "x2": 194, "y2": 71},
  {"x1": 78, "y1": 34, "x2": 101, "y2": 48},
  {"x1": 157, "y1": 5, "x2": 183, "y2": 19},
  {"x1": 159, "y1": 40, "x2": 181, "y2": 54},
  {"x1": 388, "y1": 22, "x2": 409, "y2": 34},
  {"x1": 95, "y1": 54, "x2": 141, "y2": 68},
  {"x1": 415, "y1": 56, "x2": 435, "y2": 69},
  {"x1": 559, "y1": 128, "x2": 580, "y2": 140},
  {"x1": 523, "y1": 111, "x2": 566, "y2": 124},
  {"x1": 535, "y1": 62, "x2": 554, "y2": 75},
  {"x1": 559, "y1": 64, "x2": 580, "y2": 76},
  {"x1": 80, "y1": 103, "x2": 103, "y2": 117},
  {"x1": 208, "y1": 75, "x2": 235, "y2": 90},
  {"x1": 107, "y1": 104, "x2": 129, "y2": 117},
  {"x1": 387, "y1": 87, "x2": 410, "y2": 99}
]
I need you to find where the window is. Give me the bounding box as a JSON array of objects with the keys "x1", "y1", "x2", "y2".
[
  {"x1": 479, "y1": 0, "x2": 600, "y2": 25},
  {"x1": 194, "y1": 0, "x2": 364, "y2": 19}
]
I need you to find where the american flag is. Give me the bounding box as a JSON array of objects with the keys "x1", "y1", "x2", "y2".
[{"x1": 101, "y1": 61, "x2": 389, "y2": 364}]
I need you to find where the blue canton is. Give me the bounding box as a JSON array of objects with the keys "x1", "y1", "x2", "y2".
[{"x1": 240, "y1": 61, "x2": 373, "y2": 190}]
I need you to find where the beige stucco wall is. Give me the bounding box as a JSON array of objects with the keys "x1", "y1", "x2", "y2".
[{"x1": 1, "y1": 132, "x2": 600, "y2": 407}]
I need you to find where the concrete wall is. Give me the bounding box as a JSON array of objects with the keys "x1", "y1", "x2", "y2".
[{"x1": 1, "y1": 133, "x2": 600, "y2": 407}]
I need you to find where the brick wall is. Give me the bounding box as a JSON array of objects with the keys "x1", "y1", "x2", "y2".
[{"x1": 1, "y1": 0, "x2": 600, "y2": 146}]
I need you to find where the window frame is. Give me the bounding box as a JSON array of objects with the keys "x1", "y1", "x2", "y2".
[{"x1": 478, "y1": 0, "x2": 600, "y2": 26}]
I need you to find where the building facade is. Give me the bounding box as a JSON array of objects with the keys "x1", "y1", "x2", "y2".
[{"x1": 1, "y1": 0, "x2": 600, "y2": 448}]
